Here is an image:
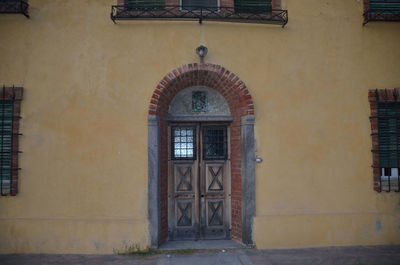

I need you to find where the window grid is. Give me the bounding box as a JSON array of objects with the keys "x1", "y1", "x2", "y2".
[
  {"x1": 202, "y1": 126, "x2": 227, "y2": 160},
  {"x1": 171, "y1": 126, "x2": 196, "y2": 160}
]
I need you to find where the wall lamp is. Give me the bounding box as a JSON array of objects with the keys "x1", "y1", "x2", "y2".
[{"x1": 196, "y1": 45, "x2": 208, "y2": 64}]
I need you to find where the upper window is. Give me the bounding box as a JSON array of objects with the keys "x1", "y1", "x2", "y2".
[
  {"x1": 0, "y1": 0, "x2": 29, "y2": 18},
  {"x1": 0, "y1": 86, "x2": 23, "y2": 196},
  {"x1": 235, "y1": 0, "x2": 272, "y2": 14},
  {"x1": 124, "y1": 0, "x2": 165, "y2": 10},
  {"x1": 364, "y1": 0, "x2": 400, "y2": 25},
  {"x1": 369, "y1": 89, "x2": 400, "y2": 192},
  {"x1": 182, "y1": 0, "x2": 218, "y2": 11}
]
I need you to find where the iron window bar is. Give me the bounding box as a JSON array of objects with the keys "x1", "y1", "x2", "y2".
[
  {"x1": 363, "y1": 0, "x2": 400, "y2": 25},
  {"x1": 111, "y1": 4, "x2": 288, "y2": 27},
  {"x1": 0, "y1": 0, "x2": 29, "y2": 18}
]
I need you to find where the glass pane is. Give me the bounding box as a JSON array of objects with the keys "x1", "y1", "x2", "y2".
[
  {"x1": 203, "y1": 127, "x2": 227, "y2": 160},
  {"x1": 172, "y1": 127, "x2": 196, "y2": 160}
]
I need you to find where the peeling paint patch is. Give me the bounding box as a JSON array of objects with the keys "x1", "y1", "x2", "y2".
[{"x1": 375, "y1": 218, "x2": 382, "y2": 231}]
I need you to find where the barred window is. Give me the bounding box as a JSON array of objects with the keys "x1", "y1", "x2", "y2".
[
  {"x1": 369, "y1": 89, "x2": 400, "y2": 192},
  {"x1": 0, "y1": 86, "x2": 23, "y2": 196},
  {"x1": 376, "y1": 102, "x2": 400, "y2": 192}
]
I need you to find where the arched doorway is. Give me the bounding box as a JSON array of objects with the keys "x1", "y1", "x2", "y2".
[{"x1": 147, "y1": 63, "x2": 255, "y2": 247}]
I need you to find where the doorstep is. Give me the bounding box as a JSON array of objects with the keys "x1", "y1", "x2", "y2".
[{"x1": 159, "y1": 240, "x2": 245, "y2": 250}]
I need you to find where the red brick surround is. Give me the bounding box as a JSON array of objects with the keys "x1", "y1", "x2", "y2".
[
  {"x1": 149, "y1": 63, "x2": 254, "y2": 243},
  {"x1": 368, "y1": 88, "x2": 400, "y2": 192}
]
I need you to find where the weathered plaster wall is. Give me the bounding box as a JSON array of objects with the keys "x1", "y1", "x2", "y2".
[{"x1": 0, "y1": 0, "x2": 399, "y2": 253}]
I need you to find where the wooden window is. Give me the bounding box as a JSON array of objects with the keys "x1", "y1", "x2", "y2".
[
  {"x1": 376, "y1": 102, "x2": 400, "y2": 192},
  {"x1": 124, "y1": 0, "x2": 165, "y2": 10},
  {"x1": 369, "y1": 89, "x2": 400, "y2": 192},
  {"x1": 181, "y1": 0, "x2": 218, "y2": 11},
  {"x1": 364, "y1": 0, "x2": 400, "y2": 24},
  {"x1": 369, "y1": 0, "x2": 400, "y2": 13},
  {"x1": 235, "y1": 0, "x2": 272, "y2": 13},
  {"x1": 0, "y1": 86, "x2": 22, "y2": 196}
]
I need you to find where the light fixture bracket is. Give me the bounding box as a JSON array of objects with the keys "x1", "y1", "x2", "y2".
[{"x1": 196, "y1": 45, "x2": 208, "y2": 64}]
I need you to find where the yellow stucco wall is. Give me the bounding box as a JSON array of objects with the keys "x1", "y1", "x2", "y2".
[{"x1": 0, "y1": 0, "x2": 399, "y2": 253}]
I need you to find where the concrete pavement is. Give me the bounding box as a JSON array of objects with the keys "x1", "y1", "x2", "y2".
[{"x1": 1, "y1": 245, "x2": 400, "y2": 265}]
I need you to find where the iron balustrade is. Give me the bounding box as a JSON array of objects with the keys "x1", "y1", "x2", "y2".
[
  {"x1": 110, "y1": 4, "x2": 288, "y2": 27},
  {"x1": 0, "y1": 0, "x2": 29, "y2": 18}
]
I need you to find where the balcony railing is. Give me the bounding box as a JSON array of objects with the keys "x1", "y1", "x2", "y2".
[
  {"x1": 0, "y1": 0, "x2": 29, "y2": 18},
  {"x1": 110, "y1": 4, "x2": 288, "y2": 27}
]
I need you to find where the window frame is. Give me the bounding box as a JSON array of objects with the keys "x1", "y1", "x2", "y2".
[{"x1": 0, "y1": 86, "x2": 23, "y2": 196}]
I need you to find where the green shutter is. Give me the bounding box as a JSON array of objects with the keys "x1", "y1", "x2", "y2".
[
  {"x1": 370, "y1": 0, "x2": 400, "y2": 13},
  {"x1": 235, "y1": 0, "x2": 272, "y2": 13},
  {"x1": 124, "y1": 0, "x2": 165, "y2": 10},
  {"x1": 182, "y1": 0, "x2": 218, "y2": 10},
  {"x1": 0, "y1": 100, "x2": 13, "y2": 195},
  {"x1": 378, "y1": 102, "x2": 400, "y2": 168}
]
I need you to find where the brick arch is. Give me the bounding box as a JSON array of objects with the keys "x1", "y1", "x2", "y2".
[
  {"x1": 149, "y1": 63, "x2": 254, "y2": 117},
  {"x1": 147, "y1": 63, "x2": 255, "y2": 247}
]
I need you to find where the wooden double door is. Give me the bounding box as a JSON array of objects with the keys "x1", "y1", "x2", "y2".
[{"x1": 168, "y1": 123, "x2": 231, "y2": 240}]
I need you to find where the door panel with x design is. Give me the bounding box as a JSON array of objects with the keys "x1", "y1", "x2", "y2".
[
  {"x1": 169, "y1": 162, "x2": 198, "y2": 240},
  {"x1": 201, "y1": 162, "x2": 230, "y2": 239},
  {"x1": 168, "y1": 124, "x2": 230, "y2": 241}
]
